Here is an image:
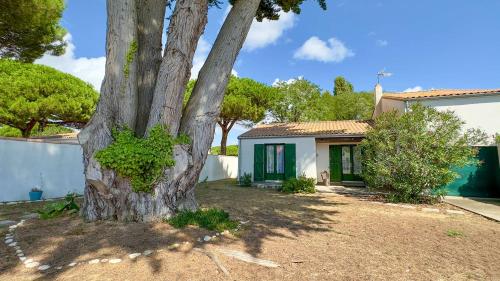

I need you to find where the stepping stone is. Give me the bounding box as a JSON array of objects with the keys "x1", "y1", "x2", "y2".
[
  {"x1": 217, "y1": 248, "x2": 279, "y2": 268},
  {"x1": 68, "y1": 262, "x2": 77, "y2": 267},
  {"x1": 128, "y1": 253, "x2": 141, "y2": 259},
  {"x1": 16, "y1": 249, "x2": 22, "y2": 254},
  {"x1": 24, "y1": 258, "x2": 34, "y2": 264},
  {"x1": 88, "y1": 259, "x2": 100, "y2": 264},
  {"x1": 447, "y1": 209, "x2": 465, "y2": 215},
  {"x1": 17, "y1": 253, "x2": 24, "y2": 257},
  {"x1": 101, "y1": 259, "x2": 109, "y2": 263},
  {"x1": 109, "y1": 259, "x2": 122, "y2": 264},
  {"x1": 19, "y1": 257, "x2": 27, "y2": 262},
  {"x1": 0, "y1": 220, "x2": 16, "y2": 228},
  {"x1": 20, "y1": 213, "x2": 39, "y2": 220},
  {"x1": 25, "y1": 261, "x2": 40, "y2": 268},
  {"x1": 143, "y1": 250, "x2": 153, "y2": 256},
  {"x1": 203, "y1": 235, "x2": 211, "y2": 242},
  {"x1": 422, "y1": 208, "x2": 440, "y2": 213},
  {"x1": 5, "y1": 239, "x2": 13, "y2": 244},
  {"x1": 8, "y1": 242, "x2": 17, "y2": 247},
  {"x1": 168, "y1": 243, "x2": 180, "y2": 250},
  {"x1": 38, "y1": 265, "x2": 50, "y2": 271},
  {"x1": 56, "y1": 266, "x2": 63, "y2": 270}
]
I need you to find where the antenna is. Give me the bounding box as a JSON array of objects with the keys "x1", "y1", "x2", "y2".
[{"x1": 377, "y1": 69, "x2": 392, "y2": 84}]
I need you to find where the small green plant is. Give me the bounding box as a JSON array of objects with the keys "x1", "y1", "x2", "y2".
[
  {"x1": 37, "y1": 193, "x2": 80, "y2": 219},
  {"x1": 446, "y1": 229, "x2": 464, "y2": 238},
  {"x1": 280, "y1": 175, "x2": 316, "y2": 194},
  {"x1": 239, "y1": 173, "x2": 252, "y2": 187},
  {"x1": 165, "y1": 208, "x2": 238, "y2": 232},
  {"x1": 123, "y1": 40, "x2": 138, "y2": 78},
  {"x1": 95, "y1": 125, "x2": 187, "y2": 193}
]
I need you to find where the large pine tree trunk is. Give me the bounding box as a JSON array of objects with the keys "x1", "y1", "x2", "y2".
[{"x1": 79, "y1": 0, "x2": 261, "y2": 222}]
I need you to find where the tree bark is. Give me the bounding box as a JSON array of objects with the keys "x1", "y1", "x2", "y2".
[
  {"x1": 134, "y1": 0, "x2": 166, "y2": 136},
  {"x1": 78, "y1": 0, "x2": 141, "y2": 221},
  {"x1": 21, "y1": 118, "x2": 37, "y2": 138},
  {"x1": 147, "y1": 0, "x2": 208, "y2": 135},
  {"x1": 218, "y1": 119, "x2": 237, "y2": 155}
]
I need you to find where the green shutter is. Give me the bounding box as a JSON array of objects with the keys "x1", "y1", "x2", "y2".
[
  {"x1": 254, "y1": 144, "x2": 264, "y2": 181},
  {"x1": 284, "y1": 143, "x2": 296, "y2": 180},
  {"x1": 329, "y1": 145, "x2": 342, "y2": 182}
]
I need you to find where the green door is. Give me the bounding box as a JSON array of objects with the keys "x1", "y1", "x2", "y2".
[
  {"x1": 330, "y1": 145, "x2": 363, "y2": 182},
  {"x1": 329, "y1": 145, "x2": 342, "y2": 182}
]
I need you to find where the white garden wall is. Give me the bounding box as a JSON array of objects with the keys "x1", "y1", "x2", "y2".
[
  {"x1": 0, "y1": 138, "x2": 238, "y2": 202},
  {"x1": 238, "y1": 137, "x2": 317, "y2": 180}
]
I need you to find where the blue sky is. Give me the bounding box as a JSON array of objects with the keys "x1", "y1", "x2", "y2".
[{"x1": 37, "y1": 0, "x2": 500, "y2": 146}]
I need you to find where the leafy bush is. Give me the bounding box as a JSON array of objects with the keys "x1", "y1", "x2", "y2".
[
  {"x1": 239, "y1": 173, "x2": 252, "y2": 187},
  {"x1": 37, "y1": 193, "x2": 80, "y2": 219},
  {"x1": 361, "y1": 104, "x2": 486, "y2": 203},
  {"x1": 280, "y1": 175, "x2": 316, "y2": 193},
  {"x1": 0, "y1": 124, "x2": 72, "y2": 137},
  {"x1": 166, "y1": 208, "x2": 238, "y2": 232},
  {"x1": 211, "y1": 145, "x2": 238, "y2": 156},
  {"x1": 95, "y1": 125, "x2": 187, "y2": 193}
]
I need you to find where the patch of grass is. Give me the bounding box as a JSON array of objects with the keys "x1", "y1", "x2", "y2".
[
  {"x1": 165, "y1": 208, "x2": 238, "y2": 232},
  {"x1": 0, "y1": 124, "x2": 72, "y2": 138},
  {"x1": 446, "y1": 229, "x2": 464, "y2": 238}
]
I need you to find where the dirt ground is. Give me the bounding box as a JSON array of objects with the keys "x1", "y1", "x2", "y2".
[{"x1": 1, "y1": 180, "x2": 499, "y2": 281}]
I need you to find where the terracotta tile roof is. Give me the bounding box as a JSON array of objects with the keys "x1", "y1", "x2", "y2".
[
  {"x1": 239, "y1": 120, "x2": 373, "y2": 139},
  {"x1": 382, "y1": 89, "x2": 500, "y2": 101}
]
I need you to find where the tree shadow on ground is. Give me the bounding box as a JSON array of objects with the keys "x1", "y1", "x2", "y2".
[{"x1": 0, "y1": 179, "x2": 345, "y2": 279}]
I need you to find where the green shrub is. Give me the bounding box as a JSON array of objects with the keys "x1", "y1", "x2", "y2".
[
  {"x1": 361, "y1": 104, "x2": 486, "y2": 203},
  {"x1": 37, "y1": 193, "x2": 80, "y2": 219},
  {"x1": 165, "y1": 208, "x2": 238, "y2": 232},
  {"x1": 0, "y1": 124, "x2": 72, "y2": 137},
  {"x1": 210, "y1": 145, "x2": 238, "y2": 156},
  {"x1": 95, "y1": 125, "x2": 187, "y2": 193},
  {"x1": 239, "y1": 173, "x2": 252, "y2": 187},
  {"x1": 281, "y1": 175, "x2": 316, "y2": 194}
]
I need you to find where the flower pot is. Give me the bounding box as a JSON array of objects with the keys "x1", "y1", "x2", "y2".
[{"x1": 29, "y1": 191, "x2": 43, "y2": 201}]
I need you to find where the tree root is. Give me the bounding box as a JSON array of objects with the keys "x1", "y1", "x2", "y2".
[{"x1": 193, "y1": 247, "x2": 230, "y2": 277}]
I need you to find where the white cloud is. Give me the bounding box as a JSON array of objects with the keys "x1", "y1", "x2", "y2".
[
  {"x1": 293, "y1": 36, "x2": 354, "y2": 63},
  {"x1": 272, "y1": 76, "x2": 303, "y2": 86},
  {"x1": 36, "y1": 34, "x2": 105, "y2": 90},
  {"x1": 243, "y1": 11, "x2": 296, "y2": 51},
  {"x1": 403, "y1": 86, "x2": 423, "y2": 92},
  {"x1": 376, "y1": 39, "x2": 388, "y2": 47}
]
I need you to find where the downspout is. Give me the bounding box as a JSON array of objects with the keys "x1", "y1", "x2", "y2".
[
  {"x1": 404, "y1": 100, "x2": 409, "y2": 112},
  {"x1": 237, "y1": 138, "x2": 241, "y2": 183}
]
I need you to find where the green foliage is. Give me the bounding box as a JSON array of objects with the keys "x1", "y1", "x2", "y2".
[
  {"x1": 361, "y1": 104, "x2": 486, "y2": 203},
  {"x1": 228, "y1": 0, "x2": 326, "y2": 21},
  {"x1": 0, "y1": 0, "x2": 67, "y2": 62},
  {"x1": 280, "y1": 175, "x2": 316, "y2": 193},
  {"x1": 446, "y1": 230, "x2": 464, "y2": 238},
  {"x1": 270, "y1": 77, "x2": 374, "y2": 122},
  {"x1": 0, "y1": 59, "x2": 98, "y2": 137},
  {"x1": 239, "y1": 173, "x2": 252, "y2": 187},
  {"x1": 496, "y1": 134, "x2": 500, "y2": 144},
  {"x1": 0, "y1": 124, "x2": 72, "y2": 138},
  {"x1": 123, "y1": 40, "x2": 138, "y2": 78},
  {"x1": 37, "y1": 193, "x2": 80, "y2": 219},
  {"x1": 333, "y1": 76, "x2": 354, "y2": 96},
  {"x1": 95, "y1": 125, "x2": 186, "y2": 193},
  {"x1": 270, "y1": 78, "x2": 323, "y2": 122},
  {"x1": 166, "y1": 208, "x2": 238, "y2": 232},
  {"x1": 211, "y1": 145, "x2": 238, "y2": 156}
]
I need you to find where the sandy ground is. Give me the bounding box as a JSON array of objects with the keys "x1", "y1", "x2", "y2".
[{"x1": 1, "y1": 180, "x2": 499, "y2": 281}]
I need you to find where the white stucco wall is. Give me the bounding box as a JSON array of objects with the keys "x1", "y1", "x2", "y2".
[
  {"x1": 239, "y1": 137, "x2": 317, "y2": 180},
  {"x1": 199, "y1": 155, "x2": 238, "y2": 182},
  {"x1": 381, "y1": 95, "x2": 500, "y2": 144},
  {"x1": 0, "y1": 139, "x2": 238, "y2": 202},
  {"x1": 0, "y1": 139, "x2": 85, "y2": 202}
]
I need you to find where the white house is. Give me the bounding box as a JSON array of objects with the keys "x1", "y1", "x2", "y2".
[
  {"x1": 238, "y1": 120, "x2": 372, "y2": 185},
  {"x1": 238, "y1": 85, "x2": 500, "y2": 197},
  {"x1": 374, "y1": 86, "x2": 500, "y2": 143}
]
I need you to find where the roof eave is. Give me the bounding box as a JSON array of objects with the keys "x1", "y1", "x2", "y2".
[{"x1": 238, "y1": 133, "x2": 367, "y2": 140}]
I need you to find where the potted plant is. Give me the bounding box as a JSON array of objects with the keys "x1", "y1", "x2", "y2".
[{"x1": 29, "y1": 187, "x2": 43, "y2": 201}]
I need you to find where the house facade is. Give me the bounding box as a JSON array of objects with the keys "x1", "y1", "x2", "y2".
[
  {"x1": 238, "y1": 121, "x2": 372, "y2": 185},
  {"x1": 238, "y1": 86, "x2": 499, "y2": 197}
]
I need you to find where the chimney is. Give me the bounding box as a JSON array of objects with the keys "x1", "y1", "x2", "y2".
[{"x1": 372, "y1": 83, "x2": 383, "y2": 118}]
